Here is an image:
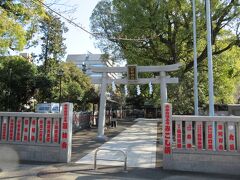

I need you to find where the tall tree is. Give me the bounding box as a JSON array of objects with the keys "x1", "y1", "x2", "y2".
[
  {"x1": 91, "y1": 0, "x2": 239, "y2": 68},
  {"x1": 0, "y1": 0, "x2": 46, "y2": 54},
  {"x1": 35, "y1": 62, "x2": 94, "y2": 111},
  {"x1": 39, "y1": 11, "x2": 68, "y2": 71},
  {"x1": 35, "y1": 61, "x2": 58, "y2": 103},
  {"x1": 90, "y1": 0, "x2": 240, "y2": 114},
  {"x1": 0, "y1": 56, "x2": 37, "y2": 111}
]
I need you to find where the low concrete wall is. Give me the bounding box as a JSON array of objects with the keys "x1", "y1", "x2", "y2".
[
  {"x1": 0, "y1": 102, "x2": 73, "y2": 163},
  {"x1": 164, "y1": 150, "x2": 240, "y2": 175},
  {"x1": 162, "y1": 103, "x2": 240, "y2": 175}
]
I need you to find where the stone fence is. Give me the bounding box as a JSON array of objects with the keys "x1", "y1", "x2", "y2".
[
  {"x1": 0, "y1": 103, "x2": 73, "y2": 163},
  {"x1": 163, "y1": 103, "x2": 240, "y2": 175}
]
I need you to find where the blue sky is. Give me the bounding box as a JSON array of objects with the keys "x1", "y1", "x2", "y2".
[
  {"x1": 61, "y1": 0, "x2": 101, "y2": 55},
  {"x1": 23, "y1": 0, "x2": 101, "y2": 56}
]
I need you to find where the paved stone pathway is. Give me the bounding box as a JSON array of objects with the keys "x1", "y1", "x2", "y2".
[{"x1": 75, "y1": 119, "x2": 158, "y2": 168}]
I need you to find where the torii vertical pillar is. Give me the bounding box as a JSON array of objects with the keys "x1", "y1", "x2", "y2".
[{"x1": 97, "y1": 73, "x2": 108, "y2": 141}]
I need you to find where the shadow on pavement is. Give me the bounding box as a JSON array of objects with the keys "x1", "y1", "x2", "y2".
[{"x1": 71, "y1": 118, "x2": 137, "y2": 162}]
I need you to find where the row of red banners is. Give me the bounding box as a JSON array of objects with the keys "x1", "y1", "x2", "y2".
[
  {"x1": 0, "y1": 117, "x2": 61, "y2": 144},
  {"x1": 164, "y1": 104, "x2": 238, "y2": 154},
  {"x1": 175, "y1": 121, "x2": 237, "y2": 151}
]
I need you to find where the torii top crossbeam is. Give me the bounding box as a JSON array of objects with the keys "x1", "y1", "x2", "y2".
[{"x1": 90, "y1": 63, "x2": 181, "y2": 73}]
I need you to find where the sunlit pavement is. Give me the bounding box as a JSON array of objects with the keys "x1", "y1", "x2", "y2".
[{"x1": 76, "y1": 119, "x2": 159, "y2": 168}]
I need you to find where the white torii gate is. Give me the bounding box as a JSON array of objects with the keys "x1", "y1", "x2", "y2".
[{"x1": 91, "y1": 63, "x2": 181, "y2": 141}]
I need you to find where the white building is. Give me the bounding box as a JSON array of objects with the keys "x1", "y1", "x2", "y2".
[
  {"x1": 20, "y1": 53, "x2": 32, "y2": 63},
  {"x1": 66, "y1": 53, "x2": 120, "y2": 82}
]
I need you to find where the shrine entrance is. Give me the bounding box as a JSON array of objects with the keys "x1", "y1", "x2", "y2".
[{"x1": 91, "y1": 63, "x2": 181, "y2": 140}]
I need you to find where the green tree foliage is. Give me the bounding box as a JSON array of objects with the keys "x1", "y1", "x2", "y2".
[
  {"x1": 0, "y1": 58, "x2": 93, "y2": 112},
  {"x1": 35, "y1": 59, "x2": 59, "y2": 103},
  {"x1": 58, "y1": 62, "x2": 93, "y2": 104},
  {"x1": 169, "y1": 46, "x2": 240, "y2": 114},
  {"x1": 32, "y1": 10, "x2": 70, "y2": 103},
  {"x1": 0, "y1": 2, "x2": 91, "y2": 111},
  {"x1": 36, "y1": 62, "x2": 94, "y2": 111},
  {"x1": 91, "y1": 0, "x2": 240, "y2": 114},
  {"x1": 0, "y1": 0, "x2": 46, "y2": 54},
  {"x1": 38, "y1": 11, "x2": 68, "y2": 71},
  {"x1": 91, "y1": 0, "x2": 239, "y2": 67},
  {"x1": 0, "y1": 56, "x2": 37, "y2": 111}
]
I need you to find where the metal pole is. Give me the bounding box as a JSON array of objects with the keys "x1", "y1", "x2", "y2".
[
  {"x1": 192, "y1": 0, "x2": 199, "y2": 115},
  {"x1": 206, "y1": 0, "x2": 215, "y2": 149},
  {"x1": 206, "y1": 0, "x2": 214, "y2": 116},
  {"x1": 58, "y1": 69, "x2": 64, "y2": 112},
  {"x1": 94, "y1": 149, "x2": 98, "y2": 170},
  {"x1": 59, "y1": 75, "x2": 62, "y2": 112},
  {"x1": 8, "y1": 68, "x2": 12, "y2": 112}
]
